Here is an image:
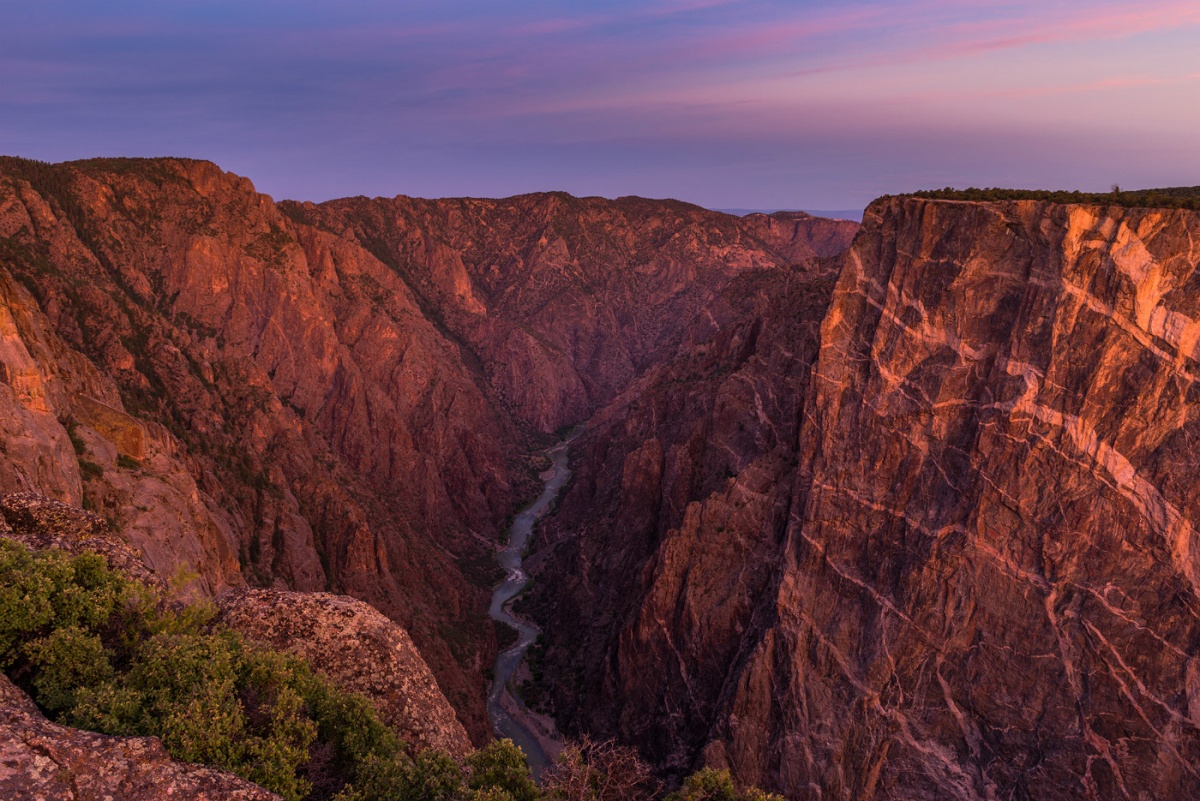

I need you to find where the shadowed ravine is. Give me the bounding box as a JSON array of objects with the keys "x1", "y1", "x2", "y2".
[{"x1": 487, "y1": 439, "x2": 572, "y2": 778}]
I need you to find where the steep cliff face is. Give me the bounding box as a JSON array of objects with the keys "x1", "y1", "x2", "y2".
[
  {"x1": 535, "y1": 198, "x2": 1200, "y2": 800},
  {"x1": 288, "y1": 196, "x2": 857, "y2": 432},
  {"x1": 526, "y1": 256, "x2": 837, "y2": 771}
]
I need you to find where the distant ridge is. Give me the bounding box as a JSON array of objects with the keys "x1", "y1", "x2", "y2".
[{"x1": 716, "y1": 207, "x2": 864, "y2": 222}]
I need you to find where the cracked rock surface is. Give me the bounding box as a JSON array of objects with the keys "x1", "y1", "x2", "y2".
[
  {"x1": 0, "y1": 673, "x2": 279, "y2": 801},
  {"x1": 217, "y1": 587, "x2": 473, "y2": 757}
]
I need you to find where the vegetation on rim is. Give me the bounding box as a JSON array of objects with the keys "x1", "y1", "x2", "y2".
[{"x1": 888, "y1": 184, "x2": 1200, "y2": 211}]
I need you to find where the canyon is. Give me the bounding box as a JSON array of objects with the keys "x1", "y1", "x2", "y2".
[{"x1": 1, "y1": 155, "x2": 1199, "y2": 800}]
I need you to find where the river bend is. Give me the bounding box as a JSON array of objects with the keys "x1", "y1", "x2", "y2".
[{"x1": 486, "y1": 439, "x2": 571, "y2": 776}]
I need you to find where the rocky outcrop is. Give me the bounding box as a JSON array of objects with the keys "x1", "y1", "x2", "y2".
[
  {"x1": 216, "y1": 588, "x2": 473, "y2": 757},
  {"x1": 0, "y1": 672, "x2": 280, "y2": 801},
  {"x1": 0, "y1": 491, "x2": 164, "y2": 590},
  {"x1": 534, "y1": 198, "x2": 1200, "y2": 800}
]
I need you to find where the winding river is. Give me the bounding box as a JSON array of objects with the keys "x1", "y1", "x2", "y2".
[{"x1": 487, "y1": 438, "x2": 572, "y2": 777}]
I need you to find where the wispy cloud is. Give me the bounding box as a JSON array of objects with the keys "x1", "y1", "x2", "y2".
[{"x1": 1, "y1": 0, "x2": 1197, "y2": 206}]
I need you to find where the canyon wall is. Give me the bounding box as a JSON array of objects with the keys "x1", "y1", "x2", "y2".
[
  {"x1": 0, "y1": 156, "x2": 854, "y2": 744},
  {"x1": 288, "y1": 195, "x2": 856, "y2": 432},
  {"x1": 0, "y1": 156, "x2": 517, "y2": 736},
  {"x1": 10, "y1": 154, "x2": 1199, "y2": 800},
  {"x1": 534, "y1": 197, "x2": 1200, "y2": 800}
]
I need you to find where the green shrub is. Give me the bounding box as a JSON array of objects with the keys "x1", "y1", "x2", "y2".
[
  {"x1": 65, "y1": 419, "x2": 87, "y2": 456},
  {"x1": 117, "y1": 454, "x2": 142, "y2": 470},
  {"x1": 26, "y1": 626, "x2": 114, "y2": 712},
  {"x1": 0, "y1": 540, "x2": 563, "y2": 801},
  {"x1": 666, "y1": 768, "x2": 784, "y2": 801},
  {"x1": 467, "y1": 739, "x2": 540, "y2": 801},
  {"x1": 0, "y1": 541, "x2": 393, "y2": 800},
  {"x1": 79, "y1": 459, "x2": 104, "y2": 481},
  {"x1": 0, "y1": 542, "x2": 148, "y2": 668}
]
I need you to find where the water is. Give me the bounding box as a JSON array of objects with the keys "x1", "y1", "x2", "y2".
[{"x1": 486, "y1": 438, "x2": 572, "y2": 778}]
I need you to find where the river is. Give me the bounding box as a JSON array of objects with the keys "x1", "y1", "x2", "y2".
[{"x1": 486, "y1": 438, "x2": 571, "y2": 778}]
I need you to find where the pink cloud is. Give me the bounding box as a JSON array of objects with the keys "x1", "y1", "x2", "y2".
[{"x1": 933, "y1": 0, "x2": 1200, "y2": 57}]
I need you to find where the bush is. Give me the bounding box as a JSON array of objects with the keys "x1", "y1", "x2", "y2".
[
  {"x1": 0, "y1": 540, "x2": 564, "y2": 801},
  {"x1": 0, "y1": 541, "x2": 400, "y2": 800},
  {"x1": 0, "y1": 541, "x2": 149, "y2": 668},
  {"x1": 79, "y1": 459, "x2": 104, "y2": 481},
  {"x1": 666, "y1": 768, "x2": 784, "y2": 801},
  {"x1": 26, "y1": 626, "x2": 114, "y2": 713},
  {"x1": 467, "y1": 739, "x2": 540, "y2": 801}
]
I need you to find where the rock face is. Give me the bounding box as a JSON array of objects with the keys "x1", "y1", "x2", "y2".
[
  {"x1": 526, "y1": 255, "x2": 838, "y2": 772},
  {"x1": 0, "y1": 672, "x2": 280, "y2": 801},
  {"x1": 0, "y1": 156, "x2": 854, "y2": 741},
  {"x1": 533, "y1": 198, "x2": 1200, "y2": 800},
  {"x1": 0, "y1": 156, "x2": 512, "y2": 735},
  {"x1": 288, "y1": 196, "x2": 857, "y2": 433},
  {"x1": 216, "y1": 588, "x2": 473, "y2": 757}
]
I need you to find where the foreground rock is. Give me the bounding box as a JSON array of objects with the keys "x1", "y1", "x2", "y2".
[
  {"x1": 0, "y1": 673, "x2": 279, "y2": 801},
  {"x1": 217, "y1": 587, "x2": 473, "y2": 757},
  {"x1": 0, "y1": 491, "x2": 164, "y2": 590}
]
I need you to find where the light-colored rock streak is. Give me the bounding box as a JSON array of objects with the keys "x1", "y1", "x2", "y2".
[
  {"x1": 1081, "y1": 618, "x2": 1200, "y2": 778},
  {"x1": 1000, "y1": 358, "x2": 1200, "y2": 595},
  {"x1": 1032, "y1": 275, "x2": 1200, "y2": 381},
  {"x1": 795, "y1": 515, "x2": 929, "y2": 640}
]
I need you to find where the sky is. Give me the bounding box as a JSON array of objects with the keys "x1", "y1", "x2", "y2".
[{"x1": 1, "y1": 1, "x2": 1198, "y2": 211}]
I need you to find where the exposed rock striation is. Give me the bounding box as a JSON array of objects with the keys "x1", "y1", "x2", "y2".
[
  {"x1": 216, "y1": 587, "x2": 473, "y2": 757},
  {"x1": 0, "y1": 672, "x2": 280, "y2": 801},
  {"x1": 527, "y1": 256, "x2": 837, "y2": 774},
  {"x1": 534, "y1": 198, "x2": 1200, "y2": 800}
]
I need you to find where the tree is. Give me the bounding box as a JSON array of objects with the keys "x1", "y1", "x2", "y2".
[{"x1": 542, "y1": 737, "x2": 659, "y2": 801}]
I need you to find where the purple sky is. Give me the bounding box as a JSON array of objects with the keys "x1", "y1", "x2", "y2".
[{"x1": 1, "y1": 1, "x2": 1198, "y2": 210}]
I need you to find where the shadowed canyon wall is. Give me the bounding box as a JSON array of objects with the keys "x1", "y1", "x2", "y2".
[
  {"x1": 532, "y1": 196, "x2": 1200, "y2": 799},
  {"x1": 285, "y1": 197, "x2": 856, "y2": 433}
]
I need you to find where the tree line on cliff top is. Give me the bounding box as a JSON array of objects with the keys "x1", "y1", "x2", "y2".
[
  {"x1": 0, "y1": 540, "x2": 780, "y2": 801},
  {"x1": 895, "y1": 185, "x2": 1200, "y2": 211}
]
